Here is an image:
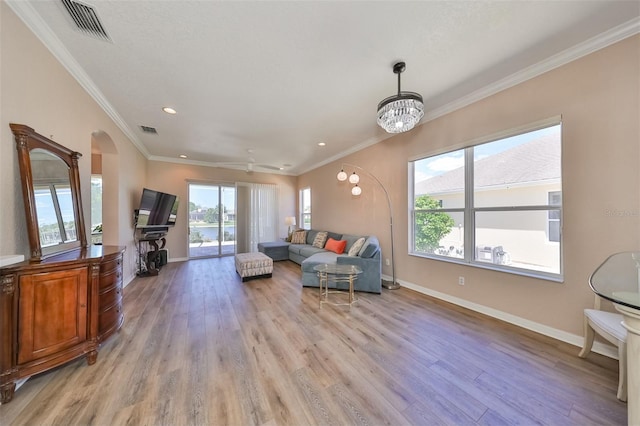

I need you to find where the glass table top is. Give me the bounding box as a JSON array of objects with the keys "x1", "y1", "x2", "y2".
[
  {"x1": 313, "y1": 264, "x2": 363, "y2": 275},
  {"x1": 590, "y1": 251, "x2": 640, "y2": 310}
]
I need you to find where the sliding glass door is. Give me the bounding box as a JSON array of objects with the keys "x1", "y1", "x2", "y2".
[{"x1": 188, "y1": 183, "x2": 236, "y2": 258}]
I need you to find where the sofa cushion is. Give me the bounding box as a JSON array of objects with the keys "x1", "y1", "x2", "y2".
[
  {"x1": 288, "y1": 244, "x2": 306, "y2": 255},
  {"x1": 301, "y1": 251, "x2": 341, "y2": 272},
  {"x1": 325, "y1": 238, "x2": 347, "y2": 254},
  {"x1": 299, "y1": 245, "x2": 326, "y2": 258},
  {"x1": 312, "y1": 231, "x2": 328, "y2": 248},
  {"x1": 291, "y1": 230, "x2": 307, "y2": 244},
  {"x1": 348, "y1": 237, "x2": 366, "y2": 256},
  {"x1": 327, "y1": 231, "x2": 343, "y2": 242},
  {"x1": 359, "y1": 236, "x2": 380, "y2": 258},
  {"x1": 342, "y1": 234, "x2": 365, "y2": 253},
  {"x1": 306, "y1": 229, "x2": 318, "y2": 245}
]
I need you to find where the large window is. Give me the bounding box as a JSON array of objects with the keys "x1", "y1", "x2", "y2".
[
  {"x1": 300, "y1": 187, "x2": 311, "y2": 230},
  {"x1": 410, "y1": 121, "x2": 562, "y2": 280},
  {"x1": 188, "y1": 183, "x2": 237, "y2": 258}
]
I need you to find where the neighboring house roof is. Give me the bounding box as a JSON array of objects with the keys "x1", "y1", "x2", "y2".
[{"x1": 416, "y1": 133, "x2": 560, "y2": 195}]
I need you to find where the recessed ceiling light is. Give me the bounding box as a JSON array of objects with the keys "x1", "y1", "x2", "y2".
[
  {"x1": 318, "y1": 142, "x2": 326, "y2": 146},
  {"x1": 179, "y1": 154, "x2": 187, "y2": 159},
  {"x1": 163, "y1": 107, "x2": 177, "y2": 114}
]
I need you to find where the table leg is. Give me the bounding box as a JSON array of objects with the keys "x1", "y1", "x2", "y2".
[
  {"x1": 319, "y1": 272, "x2": 324, "y2": 309},
  {"x1": 349, "y1": 275, "x2": 354, "y2": 305},
  {"x1": 616, "y1": 304, "x2": 640, "y2": 424}
]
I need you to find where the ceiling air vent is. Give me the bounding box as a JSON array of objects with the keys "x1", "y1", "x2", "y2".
[
  {"x1": 140, "y1": 125, "x2": 158, "y2": 134},
  {"x1": 61, "y1": 0, "x2": 111, "y2": 42}
]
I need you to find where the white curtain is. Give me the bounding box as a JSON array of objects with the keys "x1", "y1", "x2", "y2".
[{"x1": 237, "y1": 183, "x2": 278, "y2": 252}]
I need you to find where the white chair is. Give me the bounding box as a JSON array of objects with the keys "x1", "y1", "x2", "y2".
[{"x1": 579, "y1": 294, "x2": 627, "y2": 402}]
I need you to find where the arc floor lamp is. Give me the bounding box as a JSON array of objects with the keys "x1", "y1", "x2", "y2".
[{"x1": 337, "y1": 163, "x2": 399, "y2": 290}]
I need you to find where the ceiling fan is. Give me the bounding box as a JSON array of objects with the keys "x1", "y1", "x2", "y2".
[{"x1": 213, "y1": 157, "x2": 283, "y2": 174}]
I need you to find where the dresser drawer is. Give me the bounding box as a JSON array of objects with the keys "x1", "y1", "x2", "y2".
[
  {"x1": 99, "y1": 301, "x2": 123, "y2": 332},
  {"x1": 99, "y1": 285, "x2": 122, "y2": 311},
  {"x1": 100, "y1": 257, "x2": 122, "y2": 275},
  {"x1": 99, "y1": 267, "x2": 122, "y2": 291}
]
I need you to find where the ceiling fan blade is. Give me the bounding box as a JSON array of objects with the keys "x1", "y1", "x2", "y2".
[{"x1": 257, "y1": 164, "x2": 282, "y2": 171}]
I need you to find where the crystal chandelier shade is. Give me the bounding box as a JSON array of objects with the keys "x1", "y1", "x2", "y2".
[{"x1": 376, "y1": 62, "x2": 424, "y2": 134}]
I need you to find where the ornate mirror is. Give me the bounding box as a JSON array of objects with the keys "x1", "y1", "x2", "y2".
[{"x1": 10, "y1": 124, "x2": 87, "y2": 261}]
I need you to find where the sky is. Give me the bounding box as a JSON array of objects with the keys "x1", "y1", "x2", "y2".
[
  {"x1": 414, "y1": 124, "x2": 560, "y2": 183},
  {"x1": 189, "y1": 184, "x2": 236, "y2": 211},
  {"x1": 35, "y1": 187, "x2": 74, "y2": 226}
]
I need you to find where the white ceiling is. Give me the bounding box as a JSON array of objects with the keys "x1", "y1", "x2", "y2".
[{"x1": 8, "y1": 1, "x2": 640, "y2": 175}]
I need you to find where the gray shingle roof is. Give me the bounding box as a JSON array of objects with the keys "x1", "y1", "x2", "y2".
[{"x1": 415, "y1": 133, "x2": 560, "y2": 195}]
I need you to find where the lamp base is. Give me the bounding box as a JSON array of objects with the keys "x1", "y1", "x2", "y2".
[{"x1": 382, "y1": 279, "x2": 400, "y2": 290}]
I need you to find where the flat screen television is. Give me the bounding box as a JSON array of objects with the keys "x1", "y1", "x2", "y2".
[{"x1": 135, "y1": 188, "x2": 179, "y2": 231}]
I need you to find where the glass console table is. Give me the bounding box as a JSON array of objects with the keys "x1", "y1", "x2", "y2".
[
  {"x1": 589, "y1": 252, "x2": 640, "y2": 424},
  {"x1": 314, "y1": 264, "x2": 362, "y2": 309}
]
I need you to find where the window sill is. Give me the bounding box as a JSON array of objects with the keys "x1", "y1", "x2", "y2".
[{"x1": 409, "y1": 252, "x2": 564, "y2": 283}]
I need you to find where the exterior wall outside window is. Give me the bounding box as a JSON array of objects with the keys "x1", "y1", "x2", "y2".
[{"x1": 411, "y1": 123, "x2": 562, "y2": 279}]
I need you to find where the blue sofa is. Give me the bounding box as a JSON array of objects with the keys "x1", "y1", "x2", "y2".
[{"x1": 288, "y1": 229, "x2": 382, "y2": 294}]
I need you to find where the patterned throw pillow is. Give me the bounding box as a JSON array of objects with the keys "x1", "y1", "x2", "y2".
[
  {"x1": 347, "y1": 237, "x2": 366, "y2": 256},
  {"x1": 312, "y1": 231, "x2": 328, "y2": 248},
  {"x1": 291, "y1": 230, "x2": 307, "y2": 244}
]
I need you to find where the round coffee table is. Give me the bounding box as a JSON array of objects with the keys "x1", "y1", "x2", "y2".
[{"x1": 313, "y1": 263, "x2": 363, "y2": 309}]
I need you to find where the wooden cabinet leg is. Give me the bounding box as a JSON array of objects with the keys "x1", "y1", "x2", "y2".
[
  {"x1": 1, "y1": 381, "x2": 16, "y2": 404},
  {"x1": 86, "y1": 350, "x2": 98, "y2": 365}
]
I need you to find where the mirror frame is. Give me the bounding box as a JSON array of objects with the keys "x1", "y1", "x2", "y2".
[{"x1": 10, "y1": 123, "x2": 88, "y2": 261}]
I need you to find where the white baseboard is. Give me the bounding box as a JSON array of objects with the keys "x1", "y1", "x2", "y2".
[{"x1": 384, "y1": 275, "x2": 618, "y2": 360}]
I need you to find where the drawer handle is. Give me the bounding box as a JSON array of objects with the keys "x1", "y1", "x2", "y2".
[{"x1": 79, "y1": 303, "x2": 86, "y2": 308}]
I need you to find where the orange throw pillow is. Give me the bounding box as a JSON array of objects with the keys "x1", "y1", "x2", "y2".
[{"x1": 325, "y1": 237, "x2": 347, "y2": 254}]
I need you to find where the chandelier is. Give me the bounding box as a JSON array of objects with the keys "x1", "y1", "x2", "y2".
[{"x1": 376, "y1": 61, "x2": 424, "y2": 134}]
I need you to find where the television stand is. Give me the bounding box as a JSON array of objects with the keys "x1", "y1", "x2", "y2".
[{"x1": 137, "y1": 235, "x2": 167, "y2": 276}]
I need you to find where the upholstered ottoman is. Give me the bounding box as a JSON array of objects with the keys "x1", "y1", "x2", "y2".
[
  {"x1": 258, "y1": 241, "x2": 290, "y2": 261},
  {"x1": 235, "y1": 252, "x2": 273, "y2": 282}
]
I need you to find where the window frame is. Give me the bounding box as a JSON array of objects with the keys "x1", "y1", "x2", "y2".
[
  {"x1": 547, "y1": 191, "x2": 561, "y2": 243},
  {"x1": 300, "y1": 187, "x2": 311, "y2": 230},
  {"x1": 409, "y1": 117, "x2": 563, "y2": 282}
]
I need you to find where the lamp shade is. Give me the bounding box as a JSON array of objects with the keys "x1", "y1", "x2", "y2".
[
  {"x1": 337, "y1": 170, "x2": 347, "y2": 181},
  {"x1": 351, "y1": 185, "x2": 362, "y2": 196},
  {"x1": 285, "y1": 216, "x2": 296, "y2": 226},
  {"x1": 349, "y1": 172, "x2": 360, "y2": 184}
]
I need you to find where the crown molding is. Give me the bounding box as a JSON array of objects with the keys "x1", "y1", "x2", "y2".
[
  {"x1": 6, "y1": 0, "x2": 150, "y2": 158},
  {"x1": 7, "y1": 1, "x2": 638, "y2": 174},
  {"x1": 424, "y1": 17, "x2": 640, "y2": 122},
  {"x1": 301, "y1": 18, "x2": 639, "y2": 176},
  {"x1": 147, "y1": 155, "x2": 296, "y2": 176}
]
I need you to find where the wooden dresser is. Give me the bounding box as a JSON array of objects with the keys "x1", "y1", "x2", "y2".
[{"x1": 0, "y1": 245, "x2": 125, "y2": 403}]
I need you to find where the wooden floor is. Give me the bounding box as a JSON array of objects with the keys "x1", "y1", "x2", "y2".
[{"x1": 1, "y1": 257, "x2": 627, "y2": 425}]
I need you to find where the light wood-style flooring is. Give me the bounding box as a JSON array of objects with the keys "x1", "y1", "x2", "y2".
[{"x1": 1, "y1": 257, "x2": 627, "y2": 425}]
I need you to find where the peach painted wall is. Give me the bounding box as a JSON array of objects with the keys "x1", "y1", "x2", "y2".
[
  {"x1": 0, "y1": 4, "x2": 147, "y2": 282},
  {"x1": 299, "y1": 34, "x2": 640, "y2": 336},
  {"x1": 144, "y1": 161, "x2": 297, "y2": 260}
]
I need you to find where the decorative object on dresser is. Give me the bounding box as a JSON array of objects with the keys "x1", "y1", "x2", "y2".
[{"x1": 0, "y1": 124, "x2": 125, "y2": 404}]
